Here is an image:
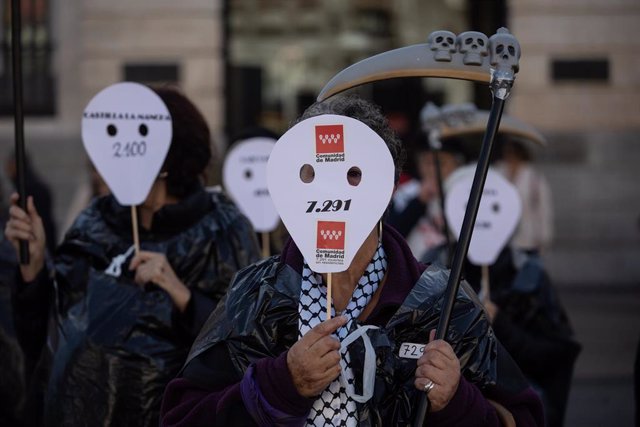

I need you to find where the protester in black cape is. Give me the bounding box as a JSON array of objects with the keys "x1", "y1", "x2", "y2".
[
  {"x1": 160, "y1": 96, "x2": 544, "y2": 426},
  {"x1": 227, "y1": 126, "x2": 289, "y2": 255},
  {"x1": 467, "y1": 248, "x2": 581, "y2": 427},
  {"x1": 0, "y1": 181, "x2": 42, "y2": 427},
  {"x1": 387, "y1": 135, "x2": 467, "y2": 264},
  {"x1": 4, "y1": 86, "x2": 261, "y2": 427}
]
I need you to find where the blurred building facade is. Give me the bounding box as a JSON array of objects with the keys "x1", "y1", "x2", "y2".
[
  {"x1": 0, "y1": 0, "x2": 225, "y2": 243},
  {"x1": 0, "y1": 0, "x2": 638, "y2": 286}
]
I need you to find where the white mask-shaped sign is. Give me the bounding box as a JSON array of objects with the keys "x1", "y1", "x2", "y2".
[
  {"x1": 82, "y1": 82, "x2": 172, "y2": 206},
  {"x1": 267, "y1": 114, "x2": 395, "y2": 273},
  {"x1": 445, "y1": 166, "x2": 522, "y2": 265},
  {"x1": 223, "y1": 137, "x2": 280, "y2": 232}
]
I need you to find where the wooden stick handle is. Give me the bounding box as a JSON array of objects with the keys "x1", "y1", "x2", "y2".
[
  {"x1": 261, "y1": 232, "x2": 270, "y2": 258},
  {"x1": 481, "y1": 264, "x2": 490, "y2": 302},
  {"x1": 326, "y1": 273, "x2": 332, "y2": 320},
  {"x1": 131, "y1": 206, "x2": 140, "y2": 256}
]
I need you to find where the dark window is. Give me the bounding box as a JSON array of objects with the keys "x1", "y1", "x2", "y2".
[
  {"x1": 123, "y1": 63, "x2": 180, "y2": 85},
  {"x1": 0, "y1": 0, "x2": 55, "y2": 116},
  {"x1": 552, "y1": 59, "x2": 609, "y2": 82}
]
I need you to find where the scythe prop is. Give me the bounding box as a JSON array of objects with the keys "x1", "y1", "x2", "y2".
[
  {"x1": 317, "y1": 28, "x2": 521, "y2": 425},
  {"x1": 11, "y1": 0, "x2": 29, "y2": 264},
  {"x1": 420, "y1": 101, "x2": 478, "y2": 267}
]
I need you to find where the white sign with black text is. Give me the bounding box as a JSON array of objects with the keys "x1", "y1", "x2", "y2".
[
  {"x1": 82, "y1": 82, "x2": 172, "y2": 206},
  {"x1": 223, "y1": 137, "x2": 280, "y2": 233},
  {"x1": 445, "y1": 166, "x2": 522, "y2": 265},
  {"x1": 267, "y1": 114, "x2": 395, "y2": 273}
]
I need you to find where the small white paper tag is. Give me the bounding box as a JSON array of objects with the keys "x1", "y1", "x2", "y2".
[
  {"x1": 81, "y1": 82, "x2": 172, "y2": 206},
  {"x1": 398, "y1": 342, "x2": 426, "y2": 359},
  {"x1": 222, "y1": 137, "x2": 280, "y2": 232}
]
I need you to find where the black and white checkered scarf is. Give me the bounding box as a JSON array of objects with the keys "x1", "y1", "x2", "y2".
[{"x1": 299, "y1": 244, "x2": 387, "y2": 426}]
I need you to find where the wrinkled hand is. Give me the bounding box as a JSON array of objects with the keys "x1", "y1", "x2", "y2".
[
  {"x1": 287, "y1": 315, "x2": 348, "y2": 398},
  {"x1": 414, "y1": 330, "x2": 461, "y2": 412},
  {"x1": 129, "y1": 251, "x2": 191, "y2": 312},
  {"x1": 4, "y1": 193, "x2": 46, "y2": 282}
]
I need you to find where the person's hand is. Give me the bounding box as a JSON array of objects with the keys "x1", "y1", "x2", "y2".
[
  {"x1": 483, "y1": 299, "x2": 499, "y2": 324},
  {"x1": 414, "y1": 330, "x2": 461, "y2": 412},
  {"x1": 287, "y1": 315, "x2": 348, "y2": 397},
  {"x1": 4, "y1": 193, "x2": 46, "y2": 282},
  {"x1": 129, "y1": 251, "x2": 191, "y2": 312}
]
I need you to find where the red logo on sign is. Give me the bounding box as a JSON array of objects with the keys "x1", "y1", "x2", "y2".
[
  {"x1": 315, "y1": 125, "x2": 344, "y2": 154},
  {"x1": 317, "y1": 221, "x2": 346, "y2": 250}
]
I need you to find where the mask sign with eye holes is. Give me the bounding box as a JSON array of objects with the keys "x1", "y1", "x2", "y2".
[
  {"x1": 444, "y1": 166, "x2": 522, "y2": 266},
  {"x1": 267, "y1": 114, "x2": 394, "y2": 274},
  {"x1": 222, "y1": 137, "x2": 280, "y2": 233},
  {"x1": 81, "y1": 82, "x2": 172, "y2": 206}
]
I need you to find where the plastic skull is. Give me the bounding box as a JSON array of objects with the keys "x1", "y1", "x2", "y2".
[
  {"x1": 489, "y1": 28, "x2": 520, "y2": 73},
  {"x1": 427, "y1": 30, "x2": 457, "y2": 62},
  {"x1": 456, "y1": 31, "x2": 489, "y2": 66}
]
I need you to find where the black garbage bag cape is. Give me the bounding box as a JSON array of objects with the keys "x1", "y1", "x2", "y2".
[
  {"x1": 0, "y1": 220, "x2": 18, "y2": 339},
  {"x1": 185, "y1": 234, "x2": 501, "y2": 425},
  {"x1": 38, "y1": 189, "x2": 258, "y2": 427}
]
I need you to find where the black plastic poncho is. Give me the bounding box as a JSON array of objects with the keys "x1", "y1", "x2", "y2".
[
  {"x1": 184, "y1": 229, "x2": 502, "y2": 426},
  {"x1": 15, "y1": 188, "x2": 259, "y2": 427}
]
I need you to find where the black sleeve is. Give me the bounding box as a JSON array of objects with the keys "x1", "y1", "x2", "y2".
[
  {"x1": 12, "y1": 268, "x2": 53, "y2": 375},
  {"x1": 182, "y1": 343, "x2": 242, "y2": 389},
  {"x1": 174, "y1": 288, "x2": 216, "y2": 339}
]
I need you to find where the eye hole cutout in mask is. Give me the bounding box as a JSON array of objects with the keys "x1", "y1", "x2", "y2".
[
  {"x1": 107, "y1": 124, "x2": 117, "y2": 137},
  {"x1": 347, "y1": 166, "x2": 362, "y2": 187},
  {"x1": 300, "y1": 164, "x2": 315, "y2": 184}
]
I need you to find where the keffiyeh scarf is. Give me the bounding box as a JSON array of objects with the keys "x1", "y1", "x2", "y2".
[{"x1": 299, "y1": 244, "x2": 387, "y2": 426}]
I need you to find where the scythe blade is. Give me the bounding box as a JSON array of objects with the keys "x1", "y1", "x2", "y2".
[{"x1": 317, "y1": 43, "x2": 491, "y2": 102}]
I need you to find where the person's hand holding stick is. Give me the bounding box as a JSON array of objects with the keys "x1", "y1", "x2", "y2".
[{"x1": 5, "y1": 193, "x2": 46, "y2": 282}]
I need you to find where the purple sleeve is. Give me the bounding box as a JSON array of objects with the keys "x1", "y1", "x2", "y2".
[
  {"x1": 161, "y1": 352, "x2": 313, "y2": 427},
  {"x1": 426, "y1": 376, "x2": 544, "y2": 427},
  {"x1": 241, "y1": 352, "x2": 314, "y2": 426},
  {"x1": 160, "y1": 378, "x2": 244, "y2": 427}
]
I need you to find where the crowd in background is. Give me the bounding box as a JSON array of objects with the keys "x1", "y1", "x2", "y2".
[{"x1": 0, "y1": 89, "x2": 591, "y2": 427}]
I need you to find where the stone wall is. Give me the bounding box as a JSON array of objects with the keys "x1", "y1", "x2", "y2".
[{"x1": 0, "y1": 0, "x2": 225, "y2": 243}]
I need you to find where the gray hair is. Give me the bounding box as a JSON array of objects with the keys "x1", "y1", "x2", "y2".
[{"x1": 298, "y1": 96, "x2": 406, "y2": 183}]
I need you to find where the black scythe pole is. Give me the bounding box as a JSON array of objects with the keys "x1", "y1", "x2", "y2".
[
  {"x1": 316, "y1": 27, "x2": 520, "y2": 426},
  {"x1": 11, "y1": 0, "x2": 30, "y2": 264},
  {"x1": 412, "y1": 37, "x2": 517, "y2": 427},
  {"x1": 412, "y1": 94, "x2": 506, "y2": 426},
  {"x1": 429, "y1": 133, "x2": 452, "y2": 267}
]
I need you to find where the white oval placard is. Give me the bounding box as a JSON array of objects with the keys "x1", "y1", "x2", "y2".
[
  {"x1": 81, "y1": 82, "x2": 172, "y2": 206},
  {"x1": 267, "y1": 114, "x2": 395, "y2": 273},
  {"x1": 223, "y1": 137, "x2": 280, "y2": 232},
  {"x1": 445, "y1": 165, "x2": 522, "y2": 265}
]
